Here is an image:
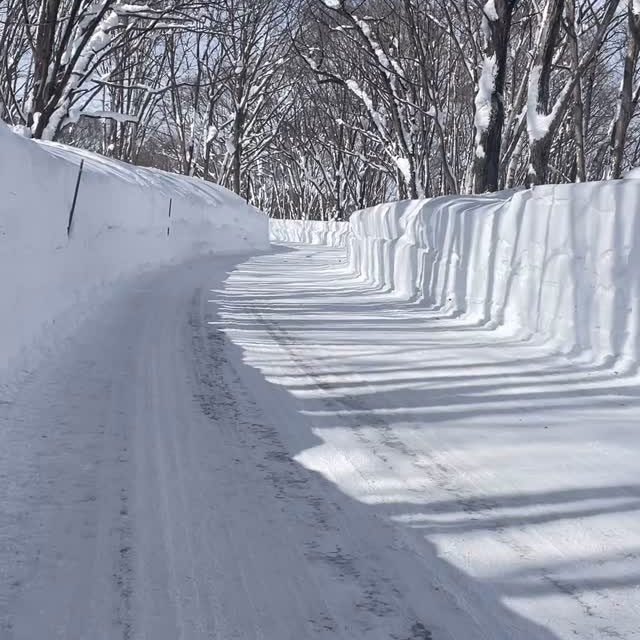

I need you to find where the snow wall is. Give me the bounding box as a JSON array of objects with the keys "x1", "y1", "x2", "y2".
[
  {"x1": 0, "y1": 122, "x2": 268, "y2": 382},
  {"x1": 348, "y1": 183, "x2": 640, "y2": 367},
  {"x1": 269, "y1": 218, "x2": 349, "y2": 246}
]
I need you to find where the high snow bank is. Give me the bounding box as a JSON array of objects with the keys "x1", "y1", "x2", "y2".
[
  {"x1": 348, "y1": 183, "x2": 640, "y2": 367},
  {"x1": 0, "y1": 122, "x2": 268, "y2": 382},
  {"x1": 270, "y1": 218, "x2": 349, "y2": 246}
]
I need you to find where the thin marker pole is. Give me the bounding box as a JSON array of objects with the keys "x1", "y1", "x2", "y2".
[{"x1": 67, "y1": 160, "x2": 84, "y2": 237}]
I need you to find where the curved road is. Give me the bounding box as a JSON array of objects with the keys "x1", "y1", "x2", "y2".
[{"x1": 1, "y1": 246, "x2": 638, "y2": 639}]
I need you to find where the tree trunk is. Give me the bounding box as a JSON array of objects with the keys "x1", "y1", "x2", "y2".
[
  {"x1": 232, "y1": 106, "x2": 245, "y2": 196},
  {"x1": 527, "y1": 0, "x2": 565, "y2": 185},
  {"x1": 28, "y1": 0, "x2": 61, "y2": 136},
  {"x1": 472, "y1": 0, "x2": 515, "y2": 194},
  {"x1": 528, "y1": 0, "x2": 619, "y2": 184},
  {"x1": 609, "y1": 3, "x2": 640, "y2": 179},
  {"x1": 566, "y1": 0, "x2": 586, "y2": 182}
]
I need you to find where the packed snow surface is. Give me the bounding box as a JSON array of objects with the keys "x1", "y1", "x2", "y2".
[
  {"x1": 0, "y1": 122, "x2": 267, "y2": 384},
  {"x1": 2, "y1": 244, "x2": 638, "y2": 639}
]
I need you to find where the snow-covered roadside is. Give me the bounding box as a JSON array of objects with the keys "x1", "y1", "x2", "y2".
[
  {"x1": 0, "y1": 123, "x2": 268, "y2": 385},
  {"x1": 270, "y1": 179, "x2": 640, "y2": 370},
  {"x1": 222, "y1": 245, "x2": 640, "y2": 640},
  {"x1": 270, "y1": 218, "x2": 349, "y2": 246},
  {"x1": 347, "y1": 183, "x2": 640, "y2": 368}
]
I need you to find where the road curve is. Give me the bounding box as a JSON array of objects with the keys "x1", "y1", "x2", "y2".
[{"x1": 1, "y1": 245, "x2": 637, "y2": 640}]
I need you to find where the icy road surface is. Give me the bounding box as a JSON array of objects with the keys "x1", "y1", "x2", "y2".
[{"x1": 1, "y1": 245, "x2": 639, "y2": 640}]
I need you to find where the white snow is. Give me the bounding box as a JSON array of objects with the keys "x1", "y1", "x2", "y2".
[
  {"x1": 78, "y1": 109, "x2": 139, "y2": 124},
  {"x1": 114, "y1": 3, "x2": 152, "y2": 15},
  {"x1": 229, "y1": 198, "x2": 640, "y2": 638},
  {"x1": 624, "y1": 165, "x2": 640, "y2": 178},
  {"x1": 2, "y1": 119, "x2": 640, "y2": 639},
  {"x1": 41, "y1": 4, "x2": 120, "y2": 140},
  {"x1": 347, "y1": 185, "x2": 640, "y2": 367},
  {"x1": 270, "y1": 218, "x2": 349, "y2": 246},
  {"x1": 474, "y1": 54, "x2": 497, "y2": 157},
  {"x1": 224, "y1": 134, "x2": 237, "y2": 155},
  {"x1": 278, "y1": 182, "x2": 640, "y2": 369},
  {"x1": 394, "y1": 156, "x2": 412, "y2": 183},
  {"x1": 0, "y1": 121, "x2": 268, "y2": 386},
  {"x1": 484, "y1": 0, "x2": 499, "y2": 21},
  {"x1": 527, "y1": 65, "x2": 553, "y2": 142},
  {"x1": 345, "y1": 79, "x2": 387, "y2": 131},
  {"x1": 1, "y1": 232, "x2": 639, "y2": 638}
]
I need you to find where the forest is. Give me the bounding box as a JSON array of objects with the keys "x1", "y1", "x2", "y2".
[{"x1": 1, "y1": 0, "x2": 638, "y2": 219}]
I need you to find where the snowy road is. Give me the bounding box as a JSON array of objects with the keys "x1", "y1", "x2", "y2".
[{"x1": 1, "y1": 245, "x2": 639, "y2": 640}]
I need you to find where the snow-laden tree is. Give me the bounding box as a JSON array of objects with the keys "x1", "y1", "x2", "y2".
[
  {"x1": 2, "y1": 0, "x2": 640, "y2": 217},
  {"x1": 471, "y1": 0, "x2": 517, "y2": 193},
  {"x1": 608, "y1": 0, "x2": 640, "y2": 178},
  {"x1": 8, "y1": 0, "x2": 183, "y2": 140}
]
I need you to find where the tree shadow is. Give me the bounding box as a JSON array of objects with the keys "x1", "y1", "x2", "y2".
[{"x1": 208, "y1": 242, "x2": 640, "y2": 638}]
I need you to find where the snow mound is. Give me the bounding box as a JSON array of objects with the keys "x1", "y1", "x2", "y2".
[
  {"x1": 623, "y1": 166, "x2": 640, "y2": 179},
  {"x1": 348, "y1": 184, "x2": 640, "y2": 367},
  {"x1": 270, "y1": 219, "x2": 349, "y2": 246},
  {"x1": 0, "y1": 122, "x2": 268, "y2": 383}
]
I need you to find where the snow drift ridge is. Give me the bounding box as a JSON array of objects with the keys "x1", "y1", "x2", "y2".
[
  {"x1": 273, "y1": 181, "x2": 640, "y2": 368},
  {"x1": 0, "y1": 122, "x2": 268, "y2": 383},
  {"x1": 270, "y1": 218, "x2": 349, "y2": 246},
  {"x1": 348, "y1": 184, "x2": 640, "y2": 367}
]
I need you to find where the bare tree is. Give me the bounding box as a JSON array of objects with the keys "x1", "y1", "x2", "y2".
[{"x1": 608, "y1": 1, "x2": 640, "y2": 178}]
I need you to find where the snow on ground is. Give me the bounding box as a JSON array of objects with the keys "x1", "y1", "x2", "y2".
[
  {"x1": 264, "y1": 185, "x2": 640, "y2": 637},
  {"x1": 2, "y1": 129, "x2": 639, "y2": 638},
  {"x1": 222, "y1": 245, "x2": 640, "y2": 640},
  {"x1": 269, "y1": 218, "x2": 349, "y2": 246},
  {"x1": 7, "y1": 243, "x2": 639, "y2": 639},
  {"x1": 1, "y1": 251, "x2": 469, "y2": 640},
  {"x1": 0, "y1": 122, "x2": 268, "y2": 387}
]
